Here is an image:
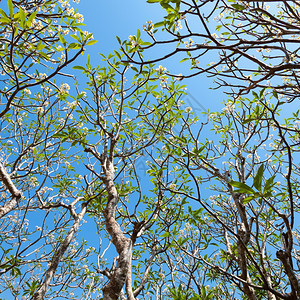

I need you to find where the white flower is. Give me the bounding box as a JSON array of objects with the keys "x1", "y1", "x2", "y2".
[
  {"x1": 83, "y1": 31, "x2": 93, "y2": 39},
  {"x1": 30, "y1": 177, "x2": 38, "y2": 187},
  {"x1": 71, "y1": 248, "x2": 77, "y2": 255},
  {"x1": 31, "y1": 19, "x2": 43, "y2": 30},
  {"x1": 128, "y1": 35, "x2": 138, "y2": 48},
  {"x1": 156, "y1": 65, "x2": 167, "y2": 73},
  {"x1": 223, "y1": 102, "x2": 235, "y2": 113},
  {"x1": 59, "y1": 83, "x2": 70, "y2": 94},
  {"x1": 67, "y1": 101, "x2": 77, "y2": 109},
  {"x1": 74, "y1": 13, "x2": 84, "y2": 23},
  {"x1": 176, "y1": 20, "x2": 182, "y2": 30},
  {"x1": 169, "y1": 183, "x2": 176, "y2": 190},
  {"x1": 185, "y1": 107, "x2": 192, "y2": 113},
  {"x1": 143, "y1": 20, "x2": 154, "y2": 32},
  {"x1": 24, "y1": 88, "x2": 31, "y2": 95}
]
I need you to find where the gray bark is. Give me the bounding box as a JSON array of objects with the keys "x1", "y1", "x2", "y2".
[
  {"x1": 102, "y1": 159, "x2": 134, "y2": 300},
  {"x1": 0, "y1": 163, "x2": 21, "y2": 218},
  {"x1": 33, "y1": 201, "x2": 87, "y2": 300}
]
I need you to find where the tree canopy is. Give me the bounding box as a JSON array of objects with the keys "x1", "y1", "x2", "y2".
[{"x1": 0, "y1": 0, "x2": 300, "y2": 299}]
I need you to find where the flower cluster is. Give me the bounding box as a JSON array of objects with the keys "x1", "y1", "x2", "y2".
[
  {"x1": 143, "y1": 20, "x2": 154, "y2": 33},
  {"x1": 59, "y1": 83, "x2": 70, "y2": 95},
  {"x1": 184, "y1": 38, "x2": 194, "y2": 49},
  {"x1": 31, "y1": 19, "x2": 44, "y2": 31},
  {"x1": 67, "y1": 101, "x2": 77, "y2": 109},
  {"x1": 222, "y1": 102, "x2": 235, "y2": 113},
  {"x1": 175, "y1": 20, "x2": 183, "y2": 31},
  {"x1": 128, "y1": 35, "x2": 138, "y2": 48},
  {"x1": 156, "y1": 65, "x2": 167, "y2": 74},
  {"x1": 74, "y1": 13, "x2": 84, "y2": 23}
]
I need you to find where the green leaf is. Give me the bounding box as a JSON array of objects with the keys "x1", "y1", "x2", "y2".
[
  {"x1": 242, "y1": 195, "x2": 258, "y2": 204},
  {"x1": 0, "y1": 17, "x2": 10, "y2": 24},
  {"x1": 180, "y1": 57, "x2": 189, "y2": 63},
  {"x1": 147, "y1": 0, "x2": 160, "y2": 3},
  {"x1": 264, "y1": 176, "x2": 275, "y2": 193},
  {"x1": 253, "y1": 164, "x2": 264, "y2": 191},
  {"x1": 58, "y1": 33, "x2": 66, "y2": 45},
  {"x1": 242, "y1": 117, "x2": 255, "y2": 124},
  {"x1": 68, "y1": 42, "x2": 81, "y2": 49},
  {"x1": 259, "y1": 88, "x2": 265, "y2": 99},
  {"x1": 7, "y1": 0, "x2": 13, "y2": 18},
  {"x1": 70, "y1": 34, "x2": 81, "y2": 42},
  {"x1": 0, "y1": 9, "x2": 8, "y2": 18},
  {"x1": 87, "y1": 54, "x2": 91, "y2": 69},
  {"x1": 137, "y1": 28, "x2": 141, "y2": 40},
  {"x1": 27, "y1": 11, "x2": 37, "y2": 23},
  {"x1": 73, "y1": 65, "x2": 86, "y2": 71},
  {"x1": 231, "y1": 4, "x2": 246, "y2": 11},
  {"x1": 161, "y1": 231, "x2": 170, "y2": 237},
  {"x1": 252, "y1": 91, "x2": 258, "y2": 99},
  {"x1": 114, "y1": 50, "x2": 121, "y2": 59},
  {"x1": 86, "y1": 40, "x2": 98, "y2": 46},
  {"x1": 154, "y1": 21, "x2": 165, "y2": 28},
  {"x1": 229, "y1": 181, "x2": 255, "y2": 194}
]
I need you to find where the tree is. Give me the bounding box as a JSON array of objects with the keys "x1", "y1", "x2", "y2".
[
  {"x1": 1, "y1": 0, "x2": 300, "y2": 299},
  {"x1": 0, "y1": 1, "x2": 189, "y2": 299},
  {"x1": 119, "y1": 0, "x2": 300, "y2": 299},
  {"x1": 126, "y1": 0, "x2": 300, "y2": 100}
]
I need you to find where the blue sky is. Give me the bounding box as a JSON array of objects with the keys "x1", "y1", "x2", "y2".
[{"x1": 77, "y1": 0, "x2": 165, "y2": 55}]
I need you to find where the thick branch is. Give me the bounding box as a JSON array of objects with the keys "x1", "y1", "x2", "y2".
[
  {"x1": 0, "y1": 163, "x2": 22, "y2": 218},
  {"x1": 33, "y1": 201, "x2": 87, "y2": 300},
  {"x1": 102, "y1": 159, "x2": 135, "y2": 300},
  {"x1": 237, "y1": 228, "x2": 258, "y2": 300},
  {"x1": 0, "y1": 163, "x2": 21, "y2": 198},
  {"x1": 276, "y1": 250, "x2": 300, "y2": 298}
]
